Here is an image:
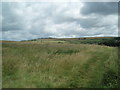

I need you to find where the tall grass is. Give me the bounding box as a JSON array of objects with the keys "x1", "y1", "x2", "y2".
[{"x1": 2, "y1": 41, "x2": 119, "y2": 88}]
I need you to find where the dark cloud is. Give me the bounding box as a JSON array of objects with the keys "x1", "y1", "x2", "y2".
[
  {"x1": 77, "y1": 17, "x2": 99, "y2": 29},
  {"x1": 2, "y1": 3, "x2": 24, "y2": 31},
  {"x1": 81, "y1": 2, "x2": 118, "y2": 15}
]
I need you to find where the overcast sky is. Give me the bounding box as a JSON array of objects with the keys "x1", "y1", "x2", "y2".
[{"x1": 1, "y1": 2, "x2": 118, "y2": 41}]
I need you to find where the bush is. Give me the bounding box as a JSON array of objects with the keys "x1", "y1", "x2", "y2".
[
  {"x1": 53, "y1": 49, "x2": 79, "y2": 55},
  {"x1": 102, "y1": 70, "x2": 119, "y2": 88},
  {"x1": 98, "y1": 38, "x2": 120, "y2": 47}
]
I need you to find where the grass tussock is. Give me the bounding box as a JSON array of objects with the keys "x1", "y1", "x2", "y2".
[{"x1": 2, "y1": 41, "x2": 119, "y2": 88}]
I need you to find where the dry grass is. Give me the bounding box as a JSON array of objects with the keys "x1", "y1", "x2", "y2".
[{"x1": 2, "y1": 41, "x2": 119, "y2": 88}]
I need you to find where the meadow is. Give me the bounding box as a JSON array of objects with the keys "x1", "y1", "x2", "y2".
[{"x1": 2, "y1": 38, "x2": 119, "y2": 88}]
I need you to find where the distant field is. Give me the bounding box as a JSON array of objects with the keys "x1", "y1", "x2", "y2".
[
  {"x1": 33, "y1": 39, "x2": 67, "y2": 43},
  {"x1": 23, "y1": 37, "x2": 120, "y2": 46},
  {"x1": 2, "y1": 38, "x2": 119, "y2": 88}
]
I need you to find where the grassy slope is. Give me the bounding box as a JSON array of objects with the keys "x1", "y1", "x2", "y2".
[{"x1": 2, "y1": 41, "x2": 119, "y2": 88}]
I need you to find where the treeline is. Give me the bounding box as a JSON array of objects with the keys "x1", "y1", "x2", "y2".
[
  {"x1": 98, "y1": 37, "x2": 120, "y2": 47},
  {"x1": 75, "y1": 37, "x2": 120, "y2": 47}
]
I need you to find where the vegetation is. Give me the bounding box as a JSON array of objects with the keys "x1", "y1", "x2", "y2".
[
  {"x1": 98, "y1": 37, "x2": 120, "y2": 47},
  {"x1": 62, "y1": 37, "x2": 120, "y2": 47},
  {"x1": 2, "y1": 37, "x2": 119, "y2": 88}
]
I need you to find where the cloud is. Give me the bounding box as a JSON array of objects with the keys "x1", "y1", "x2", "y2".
[
  {"x1": 81, "y1": 2, "x2": 118, "y2": 15},
  {"x1": 1, "y1": 2, "x2": 118, "y2": 41}
]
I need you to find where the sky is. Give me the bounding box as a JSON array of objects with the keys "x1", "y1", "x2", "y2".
[{"x1": 1, "y1": 2, "x2": 118, "y2": 41}]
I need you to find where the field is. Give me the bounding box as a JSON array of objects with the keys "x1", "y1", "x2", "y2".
[{"x1": 2, "y1": 38, "x2": 119, "y2": 88}]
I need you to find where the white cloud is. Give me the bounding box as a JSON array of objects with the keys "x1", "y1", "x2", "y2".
[{"x1": 1, "y1": 2, "x2": 118, "y2": 41}]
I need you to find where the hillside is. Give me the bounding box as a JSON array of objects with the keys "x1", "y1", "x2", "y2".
[
  {"x1": 2, "y1": 39, "x2": 119, "y2": 88},
  {"x1": 22, "y1": 37, "x2": 120, "y2": 47}
]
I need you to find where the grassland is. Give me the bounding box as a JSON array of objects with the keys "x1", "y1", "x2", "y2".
[{"x1": 2, "y1": 38, "x2": 119, "y2": 88}]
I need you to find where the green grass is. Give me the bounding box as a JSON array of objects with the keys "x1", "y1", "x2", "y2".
[{"x1": 2, "y1": 41, "x2": 119, "y2": 88}]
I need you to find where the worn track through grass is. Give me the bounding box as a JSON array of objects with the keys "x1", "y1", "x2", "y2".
[{"x1": 2, "y1": 41, "x2": 119, "y2": 88}]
